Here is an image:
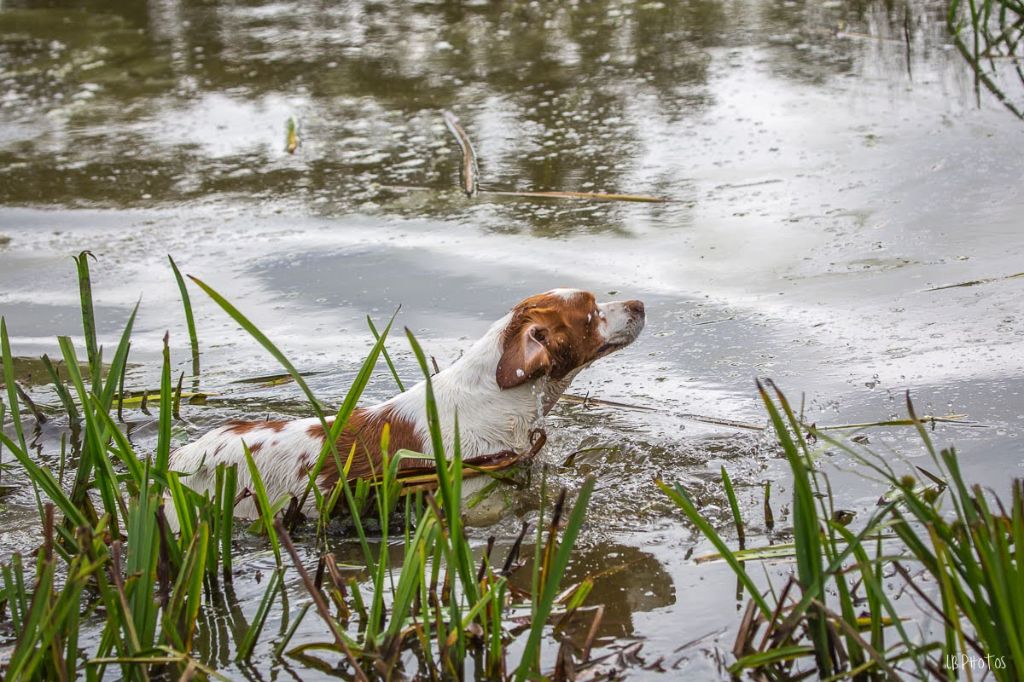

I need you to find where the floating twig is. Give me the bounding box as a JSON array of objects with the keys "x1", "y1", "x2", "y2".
[
  {"x1": 442, "y1": 111, "x2": 479, "y2": 197},
  {"x1": 383, "y1": 183, "x2": 672, "y2": 204},
  {"x1": 232, "y1": 370, "x2": 322, "y2": 386},
  {"x1": 676, "y1": 413, "x2": 764, "y2": 431},
  {"x1": 484, "y1": 189, "x2": 668, "y2": 203},
  {"x1": 713, "y1": 179, "x2": 783, "y2": 190},
  {"x1": 926, "y1": 270, "x2": 1024, "y2": 291},
  {"x1": 560, "y1": 393, "x2": 656, "y2": 412},
  {"x1": 564, "y1": 397, "x2": 979, "y2": 432},
  {"x1": 694, "y1": 316, "x2": 737, "y2": 325},
  {"x1": 812, "y1": 414, "x2": 982, "y2": 430}
]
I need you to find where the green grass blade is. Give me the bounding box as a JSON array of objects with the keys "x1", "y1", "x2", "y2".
[
  {"x1": 188, "y1": 275, "x2": 327, "y2": 419},
  {"x1": 89, "y1": 402, "x2": 146, "y2": 489},
  {"x1": 274, "y1": 602, "x2": 311, "y2": 658},
  {"x1": 189, "y1": 275, "x2": 396, "y2": 516},
  {"x1": 155, "y1": 333, "x2": 173, "y2": 486},
  {"x1": 220, "y1": 464, "x2": 237, "y2": 578},
  {"x1": 0, "y1": 431, "x2": 88, "y2": 530},
  {"x1": 657, "y1": 479, "x2": 772, "y2": 617},
  {"x1": 300, "y1": 312, "x2": 399, "y2": 515},
  {"x1": 831, "y1": 522, "x2": 928, "y2": 678},
  {"x1": 40, "y1": 354, "x2": 80, "y2": 424},
  {"x1": 1, "y1": 318, "x2": 27, "y2": 456},
  {"x1": 368, "y1": 315, "x2": 404, "y2": 392},
  {"x1": 168, "y1": 256, "x2": 200, "y2": 380},
  {"x1": 757, "y1": 381, "x2": 829, "y2": 674},
  {"x1": 404, "y1": 329, "x2": 479, "y2": 607},
  {"x1": 515, "y1": 477, "x2": 596, "y2": 681},
  {"x1": 385, "y1": 516, "x2": 437, "y2": 641},
  {"x1": 96, "y1": 302, "x2": 138, "y2": 414},
  {"x1": 6, "y1": 559, "x2": 57, "y2": 679},
  {"x1": 721, "y1": 465, "x2": 745, "y2": 549},
  {"x1": 237, "y1": 567, "x2": 284, "y2": 661},
  {"x1": 243, "y1": 440, "x2": 282, "y2": 566},
  {"x1": 125, "y1": 486, "x2": 160, "y2": 651},
  {"x1": 72, "y1": 251, "x2": 100, "y2": 392}
]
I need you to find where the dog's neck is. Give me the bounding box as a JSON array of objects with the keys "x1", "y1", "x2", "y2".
[{"x1": 373, "y1": 313, "x2": 576, "y2": 459}]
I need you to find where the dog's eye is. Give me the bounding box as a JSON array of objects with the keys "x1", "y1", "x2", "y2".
[{"x1": 532, "y1": 327, "x2": 547, "y2": 342}]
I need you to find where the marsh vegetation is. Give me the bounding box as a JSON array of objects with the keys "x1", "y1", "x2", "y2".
[{"x1": 2, "y1": 258, "x2": 1022, "y2": 679}]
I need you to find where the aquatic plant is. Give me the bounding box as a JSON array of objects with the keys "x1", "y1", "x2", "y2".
[
  {"x1": 0, "y1": 254, "x2": 603, "y2": 680},
  {"x1": 662, "y1": 381, "x2": 1024, "y2": 679}
]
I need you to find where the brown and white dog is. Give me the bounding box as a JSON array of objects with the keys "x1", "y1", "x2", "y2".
[{"x1": 169, "y1": 289, "x2": 645, "y2": 518}]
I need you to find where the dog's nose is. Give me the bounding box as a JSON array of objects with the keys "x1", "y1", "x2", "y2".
[{"x1": 625, "y1": 300, "x2": 645, "y2": 318}]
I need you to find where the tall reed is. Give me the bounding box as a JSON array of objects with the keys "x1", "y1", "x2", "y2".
[{"x1": 663, "y1": 381, "x2": 1022, "y2": 679}]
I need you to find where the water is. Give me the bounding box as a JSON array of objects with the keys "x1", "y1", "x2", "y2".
[{"x1": 1, "y1": 0, "x2": 1023, "y2": 677}]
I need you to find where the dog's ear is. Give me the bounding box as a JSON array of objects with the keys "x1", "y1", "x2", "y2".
[{"x1": 496, "y1": 324, "x2": 552, "y2": 389}]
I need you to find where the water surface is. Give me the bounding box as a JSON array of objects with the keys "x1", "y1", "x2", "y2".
[{"x1": 2, "y1": 0, "x2": 1023, "y2": 677}]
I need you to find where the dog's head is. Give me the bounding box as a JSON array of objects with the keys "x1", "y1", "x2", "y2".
[{"x1": 496, "y1": 288, "x2": 645, "y2": 389}]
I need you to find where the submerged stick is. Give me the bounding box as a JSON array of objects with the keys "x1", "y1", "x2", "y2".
[{"x1": 442, "y1": 111, "x2": 479, "y2": 197}]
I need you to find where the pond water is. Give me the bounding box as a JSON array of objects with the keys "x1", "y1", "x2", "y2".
[{"x1": 1, "y1": 0, "x2": 1023, "y2": 677}]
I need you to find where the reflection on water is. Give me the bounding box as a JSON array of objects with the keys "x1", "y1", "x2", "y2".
[
  {"x1": 555, "y1": 541, "x2": 676, "y2": 640},
  {"x1": 3, "y1": 0, "x2": 1013, "y2": 236}
]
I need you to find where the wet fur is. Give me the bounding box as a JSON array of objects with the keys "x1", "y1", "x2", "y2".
[{"x1": 169, "y1": 289, "x2": 644, "y2": 519}]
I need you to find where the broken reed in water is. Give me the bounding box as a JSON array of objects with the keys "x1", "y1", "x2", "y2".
[
  {"x1": 440, "y1": 109, "x2": 668, "y2": 203},
  {"x1": 442, "y1": 110, "x2": 479, "y2": 197}
]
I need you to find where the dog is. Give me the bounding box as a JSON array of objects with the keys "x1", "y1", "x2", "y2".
[{"x1": 169, "y1": 288, "x2": 645, "y2": 519}]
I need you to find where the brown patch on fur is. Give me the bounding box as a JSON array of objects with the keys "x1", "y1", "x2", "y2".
[
  {"x1": 248, "y1": 442, "x2": 263, "y2": 455},
  {"x1": 497, "y1": 290, "x2": 606, "y2": 388},
  {"x1": 306, "y1": 419, "x2": 335, "y2": 441},
  {"x1": 317, "y1": 407, "x2": 425, "y2": 488},
  {"x1": 226, "y1": 420, "x2": 287, "y2": 435}
]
